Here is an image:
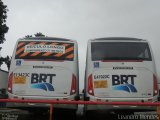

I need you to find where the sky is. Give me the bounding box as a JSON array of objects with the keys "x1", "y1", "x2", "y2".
[{"x1": 1, "y1": 0, "x2": 160, "y2": 90}]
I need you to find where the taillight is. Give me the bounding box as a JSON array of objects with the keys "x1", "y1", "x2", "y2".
[
  {"x1": 153, "y1": 74, "x2": 158, "y2": 96},
  {"x1": 8, "y1": 73, "x2": 13, "y2": 93},
  {"x1": 70, "y1": 74, "x2": 76, "y2": 95},
  {"x1": 88, "y1": 74, "x2": 94, "y2": 96}
]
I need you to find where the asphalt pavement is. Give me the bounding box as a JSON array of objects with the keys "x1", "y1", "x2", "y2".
[{"x1": 0, "y1": 107, "x2": 158, "y2": 120}]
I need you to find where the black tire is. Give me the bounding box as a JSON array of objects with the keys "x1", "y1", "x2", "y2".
[
  {"x1": 0, "y1": 94, "x2": 8, "y2": 108},
  {"x1": 53, "y1": 109, "x2": 76, "y2": 120}
]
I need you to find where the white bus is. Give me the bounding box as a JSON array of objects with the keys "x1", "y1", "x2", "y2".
[
  {"x1": 8, "y1": 37, "x2": 79, "y2": 110},
  {"x1": 84, "y1": 37, "x2": 159, "y2": 111}
]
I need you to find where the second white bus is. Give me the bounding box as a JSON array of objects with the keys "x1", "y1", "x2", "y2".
[{"x1": 84, "y1": 37, "x2": 159, "y2": 111}]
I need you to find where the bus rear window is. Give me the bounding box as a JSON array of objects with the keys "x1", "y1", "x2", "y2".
[
  {"x1": 91, "y1": 42, "x2": 152, "y2": 61},
  {"x1": 15, "y1": 41, "x2": 74, "y2": 61}
]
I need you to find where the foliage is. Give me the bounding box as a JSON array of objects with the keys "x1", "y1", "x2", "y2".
[
  {"x1": 34, "y1": 32, "x2": 45, "y2": 37},
  {"x1": 0, "y1": 56, "x2": 11, "y2": 70},
  {"x1": 25, "y1": 32, "x2": 45, "y2": 38},
  {"x1": 0, "y1": 0, "x2": 9, "y2": 70},
  {"x1": 0, "y1": 0, "x2": 9, "y2": 44}
]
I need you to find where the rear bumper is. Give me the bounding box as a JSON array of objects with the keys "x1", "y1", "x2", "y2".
[
  {"x1": 85, "y1": 95, "x2": 158, "y2": 102},
  {"x1": 8, "y1": 92, "x2": 79, "y2": 100},
  {"x1": 84, "y1": 95, "x2": 158, "y2": 111},
  {"x1": 7, "y1": 102, "x2": 78, "y2": 109},
  {"x1": 85, "y1": 104, "x2": 157, "y2": 111},
  {"x1": 8, "y1": 93, "x2": 78, "y2": 109}
]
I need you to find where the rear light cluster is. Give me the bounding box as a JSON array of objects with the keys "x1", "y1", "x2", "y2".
[
  {"x1": 8, "y1": 73, "x2": 13, "y2": 93},
  {"x1": 153, "y1": 74, "x2": 158, "y2": 96},
  {"x1": 70, "y1": 74, "x2": 77, "y2": 95},
  {"x1": 88, "y1": 74, "x2": 94, "y2": 96}
]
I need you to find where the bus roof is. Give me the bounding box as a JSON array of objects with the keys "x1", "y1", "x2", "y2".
[
  {"x1": 91, "y1": 37, "x2": 146, "y2": 42},
  {"x1": 19, "y1": 37, "x2": 75, "y2": 42}
]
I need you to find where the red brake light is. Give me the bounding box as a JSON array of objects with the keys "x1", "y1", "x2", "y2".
[
  {"x1": 88, "y1": 74, "x2": 94, "y2": 96},
  {"x1": 70, "y1": 74, "x2": 76, "y2": 95},
  {"x1": 8, "y1": 73, "x2": 13, "y2": 93},
  {"x1": 153, "y1": 74, "x2": 158, "y2": 96}
]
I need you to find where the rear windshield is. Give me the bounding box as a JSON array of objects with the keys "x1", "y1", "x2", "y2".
[
  {"x1": 15, "y1": 41, "x2": 74, "y2": 61},
  {"x1": 91, "y1": 42, "x2": 152, "y2": 61}
]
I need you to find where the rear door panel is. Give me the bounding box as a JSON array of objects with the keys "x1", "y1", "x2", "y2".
[
  {"x1": 12, "y1": 66, "x2": 72, "y2": 97},
  {"x1": 93, "y1": 68, "x2": 153, "y2": 98}
]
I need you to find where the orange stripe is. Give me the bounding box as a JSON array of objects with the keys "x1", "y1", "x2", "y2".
[
  {"x1": 30, "y1": 42, "x2": 46, "y2": 56},
  {"x1": 16, "y1": 47, "x2": 25, "y2": 55},
  {"x1": 63, "y1": 44, "x2": 70, "y2": 47},
  {"x1": 66, "y1": 54, "x2": 74, "y2": 59},
  {"x1": 54, "y1": 46, "x2": 74, "y2": 57},
  {"x1": 18, "y1": 42, "x2": 36, "y2": 57},
  {"x1": 42, "y1": 43, "x2": 58, "y2": 56},
  {"x1": 42, "y1": 43, "x2": 70, "y2": 57},
  {"x1": 16, "y1": 42, "x2": 36, "y2": 55},
  {"x1": 17, "y1": 42, "x2": 25, "y2": 48}
]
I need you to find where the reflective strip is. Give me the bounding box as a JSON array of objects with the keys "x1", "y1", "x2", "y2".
[
  {"x1": 66, "y1": 54, "x2": 74, "y2": 59},
  {"x1": 54, "y1": 46, "x2": 74, "y2": 57},
  {"x1": 15, "y1": 41, "x2": 74, "y2": 60},
  {"x1": 19, "y1": 42, "x2": 36, "y2": 57},
  {"x1": 16, "y1": 42, "x2": 35, "y2": 55},
  {"x1": 17, "y1": 42, "x2": 25, "y2": 48}
]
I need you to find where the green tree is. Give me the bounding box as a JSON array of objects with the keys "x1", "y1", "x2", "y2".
[
  {"x1": 0, "y1": 0, "x2": 9, "y2": 70},
  {"x1": 0, "y1": 55, "x2": 11, "y2": 69},
  {"x1": 4, "y1": 56, "x2": 11, "y2": 69},
  {"x1": 25, "y1": 35, "x2": 32, "y2": 38},
  {"x1": 34, "y1": 32, "x2": 45, "y2": 37},
  {"x1": 0, "y1": 0, "x2": 9, "y2": 44},
  {"x1": 25, "y1": 32, "x2": 45, "y2": 38}
]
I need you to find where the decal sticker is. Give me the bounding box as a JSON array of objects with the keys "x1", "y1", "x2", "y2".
[
  {"x1": 31, "y1": 83, "x2": 54, "y2": 91},
  {"x1": 13, "y1": 73, "x2": 29, "y2": 84},
  {"x1": 93, "y1": 74, "x2": 109, "y2": 88},
  {"x1": 113, "y1": 84, "x2": 137, "y2": 93},
  {"x1": 15, "y1": 41, "x2": 74, "y2": 61},
  {"x1": 94, "y1": 62, "x2": 99, "y2": 68},
  {"x1": 16, "y1": 60, "x2": 21, "y2": 66},
  {"x1": 112, "y1": 75, "x2": 137, "y2": 93},
  {"x1": 31, "y1": 73, "x2": 56, "y2": 91},
  {"x1": 93, "y1": 73, "x2": 138, "y2": 93},
  {"x1": 94, "y1": 80, "x2": 107, "y2": 88},
  {"x1": 24, "y1": 44, "x2": 65, "y2": 54},
  {"x1": 13, "y1": 76, "x2": 26, "y2": 84}
]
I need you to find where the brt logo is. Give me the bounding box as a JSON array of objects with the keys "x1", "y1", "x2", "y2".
[
  {"x1": 112, "y1": 75, "x2": 137, "y2": 93},
  {"x1": 31, "y1": 73, "x2": 56, "y2": 91}
]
